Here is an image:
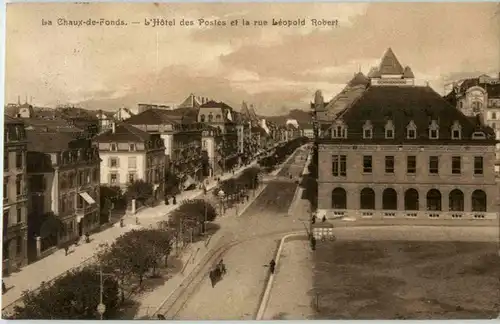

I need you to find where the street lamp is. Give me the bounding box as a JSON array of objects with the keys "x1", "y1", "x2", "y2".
[{"x1": 97, "y1": 265, "x2": 114, "y2": 320}]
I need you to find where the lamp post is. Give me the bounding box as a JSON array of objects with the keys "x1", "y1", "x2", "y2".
[
  {"x1": 97, "y1": 265, "x2": 113, "y2": 320},
  {"x1": 218, "y1": 190, "x2": 226, "y2": 216}
]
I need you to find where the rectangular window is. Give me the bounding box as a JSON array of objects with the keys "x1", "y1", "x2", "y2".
[
  {"x1": 331, "y1": 155, "x2": 347, "y2": 176},
  {"x1": 363, "y1": 155, "x2": 372, "y2": 173},
  {"x1": 110, "y1": 143, "x2": 117, "y2": 151},
  {"x1": 4, "y1": 153, "x2": 8, "y2": 171},
  {"x1": 451, "y1": 156, "x2": 461, "y2": 174},
  {"x1": 407, "y1": 129, "x2": 416, "y2": 139},
  {"x1": 385, "y1": 156, "x2": 395, "y2": 173},
  {"x1": 110, "y1": 158, "x2": 118, "y2": 168},
  {"x1": 452, "y1": 129, "x2": 460, "y2": 139},
  {"x1": 339, "y1": 155, "x2": 346, "y2": 176},
  {"x1": 429, "y1": 156, "x2": 439, "y2": 174},
  {"x1": 15, "y1": 175, "x2": 22, "y2": 196},
  {"x1": 363, "y1": 129, "x2": 372, "y2": 139},
  {"x1": 110, "y1": 173, "x2": 118, "y2": 185},
  {"x1": 16, "y1": 207, "x2": 22, "y2": 224},
  {"x1": 331, "y1": 155, "x2": 339, "y2": 176},
  {"x1": 128, "y1": 157, "x2": 137, "y2": 169},
  {"x1": 128, "y1": 173, "x2": 135, "y2": 183},
  {"x1": 16, "y1": 236, "x2": 22, "y2": 255},
  {"x1": 474, "y1": 156, "x2": 483, "y2": 175},
  {"x1": 129, "y1": 143, "x2": 136, "y2": 151},
  {"x1": 407, "y1": 156, "x2": 416, "y2": 174},
  {"x1": 430, "y1": 129, "x2": 438, "y2": 139},
  {"x1": 385, "y1": 129, "x2": 394, "y2": 139},
  {"x1": 15, "y1": 151, "x2": 22, "y2": 169}
]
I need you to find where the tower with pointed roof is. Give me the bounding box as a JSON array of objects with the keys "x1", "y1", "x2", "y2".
[{"x1": 368, "y1": 48, "x2": 415, "y2": 86}]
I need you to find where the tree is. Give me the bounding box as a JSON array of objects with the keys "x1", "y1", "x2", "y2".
[
  {"x1": 100, "y1": 185, "x2": 126, "y2": 210},
  {"x1": 168, "y1": 199, "x2": 217, "y2": 238},
  {"x1": 125, "y1": 180, "x2": 153, "y2": 204},
  {"x1": 12, "y1": 266, "x2": 119, "y2": 319},
  {"x1": 98, "y1": 229, "x2": 174, "y2": 289},
  {"x1": 238, "y1": 166, "x2": 261, "y2": 190},
  {"x1": 40, "y1": 212, "x2": 64, "y2": 248}
]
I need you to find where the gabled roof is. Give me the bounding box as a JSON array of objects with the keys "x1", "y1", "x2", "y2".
[
  {"x1": 378, "y1": 48, "x2": 404, "y2": 75},
  {"x1": 331, "y1": 85, "x2": 494, "y2": 141},
  {"x1": 94, "y1": 123, "x2": 151, "y2": 143},
  {"x1": 178, "y1": 93, "x2": 202, "y2": 109}
]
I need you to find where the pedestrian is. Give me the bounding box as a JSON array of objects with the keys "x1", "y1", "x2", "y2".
[
  {"x1": 120, "y1": 218, "x2": 124, "y2": 227},
  {"x1": 2, "y1": 281, "x2": 6, "y2": 294},
  {"x1": 64, "y1": 245, "x2": 70, "y2": 256},
  {"x1": 269, "y1": 259, "x2": 276, "y2": 274},
  {"x1": 311, "y1": 236, "x2": 317, "y2": 251},
  {"x1": 172, "y1": 196, "x2": 177, "y2": 205},
  {"x1": 322, "y1": 215, "x2": 326, "y2": 222},
  {"x1": 85, "y1": 232, "x2": 90, "y2": 243}
]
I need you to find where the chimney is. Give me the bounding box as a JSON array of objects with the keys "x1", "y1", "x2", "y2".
[
  {"x1": 112, "y1": 122, "x2": 116, "y2": 134},
  {"x1": 17, "y1": 96, "x2": 20, "y2": 105}
]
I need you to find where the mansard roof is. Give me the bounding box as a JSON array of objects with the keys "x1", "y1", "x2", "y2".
[
  {"x1": 328, "y1": 85, "x2": 495, "y2": 142},
  {"x1": 378, "y1": 48, "x2": 404, "y2": 75}
]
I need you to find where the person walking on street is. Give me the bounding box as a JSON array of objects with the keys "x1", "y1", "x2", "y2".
[
  {"x1": 2, "y1": 281, "x2": 6, "y2": 294},
  {"x1": 269, "y1": 259, "x2": 276, "y2": 274}
]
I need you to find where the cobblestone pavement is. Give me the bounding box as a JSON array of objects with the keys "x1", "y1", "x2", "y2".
[
  {"x1": 1, "y1": 162, "x2": 259, "y2": 309},
  {"x1": 174, "y1": 147, "x2": 311, "y2": 320},
  {"x1": 263, "y1": 238, "x2": 314, "y2": 320}
]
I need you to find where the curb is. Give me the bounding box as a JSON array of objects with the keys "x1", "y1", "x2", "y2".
[
  {"x1": 286, "y1": 148, "x2": 311, "y2": 216},
  {"x1": 255, "y1": 232, "x2": 304, "y2": 320}
]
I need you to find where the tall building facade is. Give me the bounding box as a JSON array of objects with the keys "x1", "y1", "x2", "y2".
[
  {"x1": 315, "y1": 48, "x2": 499, "y2": 223},
  {"x1": 3, "y1": 116, "x2": 28, "y2": 274}
]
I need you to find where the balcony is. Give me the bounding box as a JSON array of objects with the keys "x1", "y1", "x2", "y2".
[{"x1": 75, "y1": 204, "x2": 97, "y2": 216}]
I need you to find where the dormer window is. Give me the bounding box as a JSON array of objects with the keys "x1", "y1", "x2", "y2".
[
  {"x1": 406, "y1": 120, "x2": 417, "y2": 139},
  {"x1": 429, "y1": 120, "x2": 439, "y2": 139},
  {"x1": 129, "y1": 143, "x2": 136, "y2": 151},
  {"x1": 362, "y1": 121, "x2": 373, "y2": 139},
  {"x1": 385, "y1": 120, "x2": 394, "y2": 139},
  {"x1": 472, "y1": 131, "x2": 486, "y2": 139},
  {"x1": 110, "y1": 143, "x2": 117, "y2": 151},
  {"x1": 451, "y1": 121, "x2": 462, "y2": 140},
  {"x1": 331, "y1": 121, "x2": 347, "y2": 139}
]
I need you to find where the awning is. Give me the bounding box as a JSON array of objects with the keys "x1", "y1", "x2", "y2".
[{"x1": 79, "y1": 192, "x2": 96, "y2": 205}]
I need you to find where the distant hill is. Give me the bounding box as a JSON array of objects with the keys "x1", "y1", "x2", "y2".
[{"x1": 262, "y1": 109, "x2": 312, "y2": 126}]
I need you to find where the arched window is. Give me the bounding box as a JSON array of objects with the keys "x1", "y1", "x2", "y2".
[
  {"x1": 208, "y1": 113, "x2": 214, "y2": 122},
  {"x1": 382, "y1": 188, "x2": 397, "y2": 210},
  {"x1": 359, "y1": 188, "x2": 375, "y2": 210},
  {"x1": 472, "y1": 101, "x2": 482, "y2": 113},
  {"x1": 331, "y1": 187, "x2": 347, "y2": 209},
  {"x1": 471, "y1": 190, "x2": 487, "y2": 212},
  {"x1": 404, "y1": 189, "x2": 419, "y2": 210},
  {"x1": 426, "y1": 189, "x2": 442, "y2": 211},
  {"x1": 200, "y1": 114, "x2": 206, "y2": 122},
  {"x1": 449, "y1": 189, "x2": 464, "y2": 211}
]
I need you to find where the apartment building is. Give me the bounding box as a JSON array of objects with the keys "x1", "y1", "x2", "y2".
[
  {"x1": 26, "y1": 130, "x2": 100, "y2": 259},
  {"x1": 314, "y1": 48, "x2": 498, "y2": 223},
  {"x1": 3, "y1": 116, "x2": 28, "y2": 274},
  {"x1": 94, "y1": 123, "x2": 165, "y2": 196}
]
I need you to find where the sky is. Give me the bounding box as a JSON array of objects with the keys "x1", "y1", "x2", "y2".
[{"x1": 5, "y1": 2, "x2": 500, "y2": 116}]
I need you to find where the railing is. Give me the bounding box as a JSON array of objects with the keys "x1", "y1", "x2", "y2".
[{"x1": 324, "y1": 209, "x2": 498, "y2": 221}]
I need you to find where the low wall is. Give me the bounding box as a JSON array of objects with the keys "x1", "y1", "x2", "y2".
[{"x1": 316, "y1": 208, "x2": 499, "y2": 226}]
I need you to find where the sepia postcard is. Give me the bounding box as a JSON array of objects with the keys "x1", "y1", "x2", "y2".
[{"x1": 2, "y1": 1, "x2": 500, "y2": 320}]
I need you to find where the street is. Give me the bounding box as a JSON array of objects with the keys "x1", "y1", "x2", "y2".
[{"x1": 171, "y1": 147, "x2": 310, "y2": 320}]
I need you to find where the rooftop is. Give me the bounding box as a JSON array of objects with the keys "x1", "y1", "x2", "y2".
[
  {"x1": 331, "y1": 85, "x2": 494, "y2": 141},
  {"x1": 26, "y1": 130, "x2": 81, "y2": 153},
  {"x1": 93, "y1": 123, "x2": 151, "y2": 143}
]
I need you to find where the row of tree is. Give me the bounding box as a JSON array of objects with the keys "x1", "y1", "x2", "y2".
[
  {"x1": 11, "y1": 226, "x2": 174, "y2": 320},
  {"x1": 258, "y1": 137, "x2": 310, "y2": 171},
  {"x1": 212, "y1": 166, "x2": 261, "y2": 208}
]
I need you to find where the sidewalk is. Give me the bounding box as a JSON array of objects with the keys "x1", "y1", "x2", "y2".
[{"x1": 1, "y1": 162, "x2": 258, "y2": 310}]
